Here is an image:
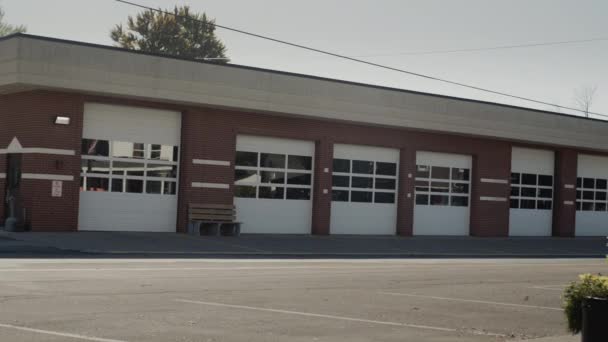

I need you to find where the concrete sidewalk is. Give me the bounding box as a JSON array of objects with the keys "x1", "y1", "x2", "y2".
[{"x1": 0, "y1": 231, "x2": 604, "y2": 257}]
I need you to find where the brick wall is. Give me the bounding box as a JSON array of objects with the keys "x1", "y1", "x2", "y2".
[{"x1": 553, "y1": 149, "x2": 577, "y2": 237}]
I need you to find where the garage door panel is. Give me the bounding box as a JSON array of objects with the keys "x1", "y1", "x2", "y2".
[
  {"x1": 576, "y1": 154, "x2": 608, "y2": 236},
  {"x1": 331, "y1": 202, "x2": 396, "y2": 235},
  {"x1": 413, "y1": 206, "x2": 469, "y2": 236},
  {"x1": 236, "y1": 198, "x2": 311, "y2": 234}
]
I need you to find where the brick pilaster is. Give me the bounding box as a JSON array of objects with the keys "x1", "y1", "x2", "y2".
[
  {"x1": 396, "y1": 148, "x2": 415, "y2": 236},
  {"x1": 311, "y1": 138, "x2": 333, "y2": 235},
  {"x1": 553, "y1": 149, "x2": 577, "y2": 237}
]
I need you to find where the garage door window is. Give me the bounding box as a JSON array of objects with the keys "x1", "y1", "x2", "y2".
[
  {"x1": 332, "y1": 159, "x2": 397, "y2": 203},
  {"x1": 415, "y1": 165, "x2": 470, "y2": 206},
  {"x1": 234, "y1": 151, "x2": 313, "y2": 200},
  {"x1": 509, "y1": 173, "x2": 553, "y2": 210},
  {"x1": 80, "y1": 139, "x2": 179, "y2": 195},
  {"x1": 576, "y1": 177, "x2": 607, "y2": 211}
]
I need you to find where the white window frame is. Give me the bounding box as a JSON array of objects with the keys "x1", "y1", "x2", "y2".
[
  {"x1": 510, "y1": 172, "x2": 553, "y2": 210},
  {"x1": 414, "y1": 165, "x2": 471, "y2": 207},
  {"x1": 576, "y1": 176, "x2": 608, "y2": 212},
  {"x1": 331, "y1": 159, "x2": 398, "y2": 204}
]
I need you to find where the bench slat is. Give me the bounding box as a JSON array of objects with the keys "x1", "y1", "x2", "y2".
[
  {"x1": 190, "y1": 214, "x2": 236, "y2": 221},
  {"x1": 189, "y1": 209, "x2": 235, "y2": 215},
  {"x1": 189, "y1": 203, "x2": 234, "y2": 210}
]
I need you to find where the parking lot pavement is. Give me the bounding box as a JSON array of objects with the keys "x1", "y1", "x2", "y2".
[{"x1": 0, "y1": 258, "x2": 602, "y2": 342}]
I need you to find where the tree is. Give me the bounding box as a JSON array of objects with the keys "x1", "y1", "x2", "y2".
[
  {"x1": 0, "y1": 7, "x2": 26, "y2": 36},
  {"x1": 574, "y1": 85, "x2": 597, "y2": 118},
  {"x1": 110, "y1": 5, "x2": 229, "y2": 63}
]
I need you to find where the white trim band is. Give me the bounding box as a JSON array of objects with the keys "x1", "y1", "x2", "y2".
[
  {"x1": 480, "y1": 196, "x2": 507, "y2": 202},
  {"x1": 22, "y1": 173, "x2": 74, "y2": 181},
  {"x1": 192, "y1": 182, "x2": 230, "y2": 189},
  {"x1": 480, "y1": 178, "x2": 508, "y2": 184},
  {"x1": 192, "y1": 159, "x2": 231, "y2": 166},
  {"x1": 0, "y1": 173, "x2": 5, "y2": 179},
  {"x1": 0, "y1": 147, "x2": 75, "y2": 156},
  {"x1": 564, "y1": 184, "x2": 575, "y2": 189},
  {"x1": 564, "y1": 200, "x2": 574, "y2": 205}
]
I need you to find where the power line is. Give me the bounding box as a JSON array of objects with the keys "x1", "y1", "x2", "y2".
[
  {"x1": 114, "y1": 0, "x2": 607, "y2": 119},
  {"x1": 353, "y1": 37, "x2": 608, "y2": 57}
]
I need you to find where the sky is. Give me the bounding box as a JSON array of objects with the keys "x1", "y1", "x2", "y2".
[{"x1": 2, "y1": 0, "x2": 607, "y2": 119}]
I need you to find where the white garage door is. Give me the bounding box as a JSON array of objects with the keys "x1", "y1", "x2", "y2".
[
  {"x1": 233, "y1": 135, "x2": 314, "y2": 234},
  {"x1": 330, "y1": 144, "x2": 399, "y2": 235},
  {"x1": 509, "y1": 147, "x2": 554, "y2": 236},
  {"x1": 576, "y1": 154, "x2": 608, "y2": 236},
  {"x1": 78, "y1": 103, "x2": 181, "y2": 232},
  {"x1": 414, "y1": 151, "x2": 471, "y2": 235}
]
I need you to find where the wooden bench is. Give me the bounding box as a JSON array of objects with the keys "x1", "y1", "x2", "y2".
[{"x1": 187, "y1": 204, "x2": 241, "y2": 236}]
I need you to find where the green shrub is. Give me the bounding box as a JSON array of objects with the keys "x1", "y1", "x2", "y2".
[{"x1": 563, "y1": 274, "x2": 608, "y2": 333}]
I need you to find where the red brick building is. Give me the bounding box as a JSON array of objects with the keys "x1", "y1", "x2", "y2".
[{"x1": 1, "y1": 34, "x2": 607, "y2": 237}]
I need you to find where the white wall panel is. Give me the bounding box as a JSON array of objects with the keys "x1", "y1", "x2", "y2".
[
  {"x1": 511, "y1": 147, "x2": 555, "y2": 175},
  {"x1": 576, "y1": 154, "x2": 608, "y2": 236}
]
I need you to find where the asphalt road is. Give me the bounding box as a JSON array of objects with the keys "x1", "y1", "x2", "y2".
[{"x1": 0, "y1": 258, "x2": 604, "y2": 342}]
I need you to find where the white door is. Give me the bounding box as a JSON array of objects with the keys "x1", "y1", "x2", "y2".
[
  {"x1": 234, "y1": 135, "x2": 314, "y2": 234},
  {"x1": 78, "y1": 103, "x2": 181, "y2": 232},
  {"x1": 330, "y1": 144, "x2": 399, "y2": 235},
  {"x1": 576, "y1": 154, "x2": 608, "y2": 236},
  {"x1": 508, "y1": 147, "x2": 554, "y2": 236},
  {"x1": 413, "y1": 151, "x2": 472, "y2": 235}
]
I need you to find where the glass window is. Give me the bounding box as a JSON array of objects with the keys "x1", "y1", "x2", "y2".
[
  {"x1": 415, "y1": 180, "x2": 429, "y2": 192},
  {"x1": 521, "y1": 174, "x2": 537, "y2": 185},
  {"x1": 431, "y1": 166, "x2": 450, "y2": 180},
  {"x1": 332, "y1": 175, "x2": 349, "y2": 187},
  {"x1": 596, "y1": 192, "x2": 607, "y2": 201},
  {"x1": 287, "y1": 173, "x2": 311, "y2": 185},
  {"x1": 351, "y1": 176, "x2": 373, "y2": 188},
  {"x1": 85, "y1": 177, "x2": 109, "y2": 191},
  {"x1": 235, "y1": 169, "x2": 258, "y2": 184},
  {"x1": 81, "y1": 159, "x2": 110, "y2": 174},
  {"x1": 235, "y1": 151, "x2": 258, "y2": 167},
  {"x1": 597, "y1": 179, "x2": 608, "y2": 190},
  {"x1": 430, "y1": 195, "x2": 449, "y2": 206},
  {"x1": 451, "y1": 196, "x2": 468, "y2": 207},
  {"x1": 288, "y1": 155, "x2": 312, "y2": 170},
  {"x1": 583, "y1": 178, "x2": 595, "y2": 189},
  {"x1": 333, "y1": 159, "x2": 350, "y2": 173},
  {"x1": 576, "y1": 190, "x2": 581, "y2": 199},
  {"x1": 112, "y1": 141, "x2": 145, "y2": 159},
  {"x1": 332, "y1": 190, "x2": 349, "y2": 202},
  {"x1": 146, "y1": 180, "x2": 162, "y2": 194},
  {"x1": 510, "y1": 187, "x2": 520, "y2": 197},
  {"x1": 576, "y1": 177, "x2": 582, "y2": 188},
  {"x1": 451, "y1": 168, "x2": 470, "y2": 181},
  {"x1": 537, "y1": 200, "x2": 552, "y2": 210},
  {"x1": 235, "y1": 185, "x2": 256, "y2": 198},
  {"x1": 260, "y1": 153, "x2": 285, "y2": 169},
  {"x1": 595, "y1": 203, "x2": 607, "y2": 211},
  {"x1": 375, "y1": 192, "x2": 395, "y2": 203},
  {"x1": 521, "y1": 187, "x2": 536, "y2": 197},
  {"x1": 111, "y1": 179, "x2": 123, "y2": 192},
  {"x1": 510, "y1": 199, "x2": 519, "y2": 209},
  {"x1": 430, "y1": 181, "x2": 450, "y2": 193},
  {"x1": 416, "y1": 165, "x2": 430, "y2": 178},
  {"x1": 451, "y1": 183, "x2": 469, "y2": 194},
  {"x1": 146, "y1": 164, "x2": 177, "y2": 178},
  {"x1": 583, "y1": 191, "x2": 594, "y2": 200},
  {"x1": 126, "y1": 179, "x2": 143, "y2": 193},
  {"x1": 351, "y1": 191, "x2": 372, "y2": 203},
  {"x1": 259, "y1": 186, "x2": 284, "y2": 199},
  {"x1": 576, "y1": 201, "x2": 581, "y2": 211},
  {"x1": 261, "y1": 171, "x2": 285, "y2": 184},
  {"x1": 375, "y1": 178, "x2": 396, "y2": 190},
  {"x1": 538, "y1": 188, "x2": 553, "y2": 198},
  {"x1": 538, "y1": 175, "x2": 553, "y2": 187},
  {"x1": 582, "y1": 202, "x2": 594, "y2": 211},
  {"x1": 286, "y1": 188, "x2": 310, "y2": 200},
  {"x1": 511, "y1": 173, "x2": 521, "y2": 185},
  {"x1": 81, "y1": 139, "x2": 109, "y2": 156},
  {"x1": 521, "y1": 199, "x2": 536, "y2": 209},
  {"x1": 163, "y1": 182, "x2": 177, "y2": 195},
  {"x1": 415, "y1": 194, "x2": 429, "y2": 205},
  {"x1": 112, "y1": 161, "x2": 145, "y2": 176},
  {"x1": 149, "y1": 145, "x2": 178, "y2": 162},
  {"x1": 352, "y1": 160, "x2": 374, "y2": 174},
  {"x1": 376, "y1": 162, "x2": 397, "y2": 176}
]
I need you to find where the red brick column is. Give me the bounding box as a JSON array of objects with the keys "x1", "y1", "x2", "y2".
[
  {"x1": 311, "y1": 138, "x2": 333, "y2": 235},
  {"x1": 396, "y1": 148, "x2": 415, "y2": 236},
  {"x1": 0, "y1": 155, "x2": 5, "y2": 221},
  {"x1": 553, "y1": 149, "x2": 577, "y2": 237}
]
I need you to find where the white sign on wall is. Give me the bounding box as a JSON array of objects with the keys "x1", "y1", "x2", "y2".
[{"x1": 52, "y1": 180, "x2": 63, "y2": 197}]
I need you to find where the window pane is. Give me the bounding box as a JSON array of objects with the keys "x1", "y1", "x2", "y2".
[
  {"x1": 430, "y1": 195, "x2": 449, "y2": 206},
  {"x1": 81, "y1": 139, "x2": 109, "y2": 156},
  {"x1": 538, "y1": 188, "x2": 553, "y2": 198},
  {"x1": 451, "y1": 168, "x2": 470, "y2": 181},
  {"x1": 596, "y1": 191, "x2": 607, "y2": 201},
  {"x1": 576, "y1": 177, "x2": 582, "y2": 188},
  {"x1": 416, "y1": 165, "x2": 430, "y2": 178},
  {"x1": 351, "y1": 191, "x2": 372, "y2": 203},
  {"x1": 112, "y1": 141, "x2": 145, "y2": 159},
  {"x1": 537, "y1": 200, "x2": 552, "y2": 210},
  {"x1": 288, "y1": 155, "x2": 312, "y2": 170},
  {"x1": 415, "y1": 194, "x2": 429, "y2": 205},
  {"x1": 595, "y1": 203, "x2": 607, "y2": 211},
  {"x1": 431, "y1": 166, "x2": 450, "y2": 180},
  {"x1": 576, "y1": 190, "x2": 581, "y2": 199},
  {"x1": 351, "y1": 176, "x2": 373, "y2": 188},
  {"x1": 235, "y1": 151, "x2": 257, "y2": 167},
  {"x1": 583, "y1": 191, "x2": 594, "y2": 200},
  {"x1": 430, "y1": 181, "x2": 450, "y2": 193},
  {"x1": 85, "y1": 177, "x2": 109, "y2": 192},
  {"x1": 376, "y1": 162, "x2": 397, "y2": 176},
  {"x1": 510, "y1": 199, "x2": 519, "y2": 209},
  {"x1": 126, "y1": 179, "x2": 143, "y2": 193},
  {"x1": 146, "y1": 164, "x2": 177, "y2": 178},
  {"x1": 511, "y1": 173, "x2": 521, "y2": 185},
  {"x1": 576, "y1": 201, "x2": 581, "y2": 211},
  {"x1": 286, "y1": 188, "x2": 310, "y2": 200},
  {"x1": 258, "y1": 186, "x2": 284, "y2": 199},
  {"x1": 352, "y1": 160, "x2": 374, "y2": 174},
  {"x1": 521, "y1": 174, "x2": 537, "y2": 185},
  {"x1": 521, "y1": 199, "x2": 536, "y2": 209},
  {"x1": 81, "y1": 159, "x2": 110, "y2": 174},
  {"x1": 111, "y1": 179, "x2": 123, "y2": 192},
  {"x1": 596, "y1": 179, "x2": 607, "y2": 190},
  {"x1": 163, "y1": 181, "x2": 177, "y2": 195},
  {"x1": 235, "y1": 185, "x2": 256, "y2": 198},
  {"x1": 260, "y1": 153, "x2": 285, "y2": 169},
  {"x1": 582, "y1": 202, "x2": 594, "y2": 211},
  {"x1": 415, "y1": 180, "x2": 429, "y2": 192},
  {"x1": 511, "y1": 187, "x2": 520, "y2": 197},
  {"x1": 451, "y1": 196, "x2": 468, "y2": 207},
  {"x1": 332, "y1": 190, "x2": 349, "y2": 202},
  {"x1": 375, "y1": 178, "x2": 396, "y2": 190},
  {"x1": 261, "y1": 171, "x2": 285, "y2": 184},
  {"x1": 149, "y1": 145, "x2": 178, "y2": 162},
  {"x1": 538, "y1": 175, "x2": 553, "y2": 187},
  {"x1": 451, "y1": 183, "x2": 469, "y2": 194},
  {"x1": 332, "y1": 175, "x2": 349, "y2": 187},
  {"x1": 521, "y1": 187, "x2": 536, "y2": 197},
  {"x1": 333, "y1": 159, "x2": 350, "y2": 173},
  {"x1": 287, "y1": 173, "x2": 311, "y2": 185},
  {"x1": 375, "y1": 192, "x2": 395, "y2": 203},
  {"x1": 112, "y1": 161, "x2": 144, "y2": 176},
  {"x1": 583, "y1": 178, "x2": 595, "y2": 189},
  {"x1": 235, "y1": 169, "x2": 258, "y2": 184},
  {"x1": 146, "y1": 180, "x2": 162, "y2": 194}
]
